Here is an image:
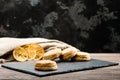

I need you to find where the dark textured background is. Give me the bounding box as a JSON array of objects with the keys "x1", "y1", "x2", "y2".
[{"x1": 0, "y1": 0, "x2": 120, "y2": 53}]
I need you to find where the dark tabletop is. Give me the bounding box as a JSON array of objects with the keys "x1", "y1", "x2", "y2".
[{"x1": 0, "y1": 53, "x2": 120, "y2": 80}]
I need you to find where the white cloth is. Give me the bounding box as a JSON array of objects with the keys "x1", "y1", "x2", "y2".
[{"x1": 0, "y1": 37, "x2": 76, "y2": 58}]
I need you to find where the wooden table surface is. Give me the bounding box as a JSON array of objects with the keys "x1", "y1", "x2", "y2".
[{"x1": 0, "y1": 53, "x2": 120, "y2": 80}]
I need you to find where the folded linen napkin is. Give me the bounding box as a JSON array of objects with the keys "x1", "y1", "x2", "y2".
[{"x1": 0, "y1": 37, "x2": 79, "y2": 63}]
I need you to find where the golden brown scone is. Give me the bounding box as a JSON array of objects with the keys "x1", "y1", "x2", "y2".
[
  {"x1": 60, "y1": 47, "x2": 77, "y2": 61},
  {"x1": 71, "y1": 51, "x2": 91, "y2": 61},
  {"x1": 35, "y1": 60, "x2": 58, "y2": 71},
  {"x1": 43, "y1": 48, "x2": 62, "y2": 60}
]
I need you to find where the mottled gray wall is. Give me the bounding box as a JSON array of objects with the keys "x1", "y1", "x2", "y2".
[{"x1": 0, "y1": 0, "x2": 120, "y2": 52}]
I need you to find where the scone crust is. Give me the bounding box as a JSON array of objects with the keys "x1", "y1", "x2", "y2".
[
  {"x1": 60, "y1": 47, "x2": 77, "y2": 61},
  {"x1": 35, "y1": 60, "x2": 57, "y2": 67},
  {"x1": 72, "y1": 52, "x2": 91, "y2": 61},
  {"x1": 35, "y1": 60, "x2": 58, "y2": 71},
  {"x1": 35, "y1": 66, "x2": 57, "y2": 71},
  {"x1": 44, "y1": 48, "x2": 61, "y2": 60}
]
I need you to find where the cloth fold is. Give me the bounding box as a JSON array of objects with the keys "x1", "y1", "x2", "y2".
[{"x1": 0, "y1": 37, "x2": 80, "y2": 63}]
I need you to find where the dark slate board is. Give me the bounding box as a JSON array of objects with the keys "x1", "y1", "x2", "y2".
[{"x1": 1, "y1": 59, "x2": 118, "y2": 77}]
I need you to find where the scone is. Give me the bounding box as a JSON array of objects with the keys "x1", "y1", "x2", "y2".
[
  {"x1": 43, "y1": 48, "x2": 62, "y2": 60},
  {"x1": 71, "y1": 51, "x2": 91, "y2": 61},
  {"x1": 60, "y1": 47, "x2": 77, "y2": 61},
  {"x1": 35, "y1": 60, "x2": 58, "y2": 71}
]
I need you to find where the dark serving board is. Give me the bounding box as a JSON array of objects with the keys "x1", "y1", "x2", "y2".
[{"x1": 1, "y1": 59, "x2": 118, "y2": 77}]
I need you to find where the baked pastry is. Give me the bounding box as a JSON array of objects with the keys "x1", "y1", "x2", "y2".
[
  {"x1": 43, "y1": 48, "x2": 62, "y2": 60},
  {"x1": 71, "y1": 51, "x2": 91, "y2": 61},
  {"x1": 60, "y1": 47, "x2": 77, "y2": 61},
  {"x1": 35, "y1": 60, "x2": 58, "y2": 71}
]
